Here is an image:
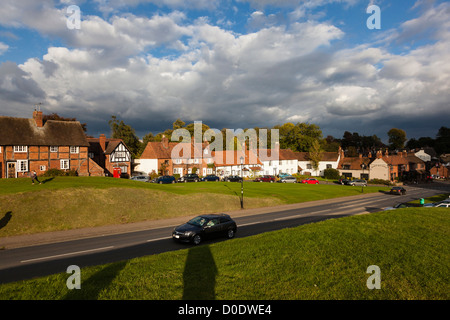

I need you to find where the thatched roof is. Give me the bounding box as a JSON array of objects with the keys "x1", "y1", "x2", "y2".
[{"x1": 0, "y1": 116, "x2": 89, "y2": 146}]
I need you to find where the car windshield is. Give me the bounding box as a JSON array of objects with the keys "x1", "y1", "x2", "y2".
[{"x1": 187, "y1": 216, "x2": 208, "y2": 227}]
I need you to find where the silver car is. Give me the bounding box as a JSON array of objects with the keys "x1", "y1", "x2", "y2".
[
  {"x1": 349, "y1": 179, "x2": 367, "y2": 186},
  {"x1": 279, "y1": 176, "x2": 297, "y2": 183}
]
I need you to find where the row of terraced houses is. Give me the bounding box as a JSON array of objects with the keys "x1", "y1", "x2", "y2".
[{"x1": 1, "y1": 111, "x2": 445, "y2": 180}]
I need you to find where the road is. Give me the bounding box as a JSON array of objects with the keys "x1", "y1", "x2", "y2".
[{"x1": 0, "y1": 182, "x2": 448, "y2": 284}]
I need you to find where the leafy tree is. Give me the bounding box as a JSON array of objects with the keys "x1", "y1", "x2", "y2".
[
  {"x1": 435, "y1": 126, "x2": 450, "y2": 154},
  {"x1": 108, "y1": 116, "x2": 142, "y2": 158},
  {"x1": 307, "y1": 139, "x2": 322, "y2": 174},
  {"x1": 387, "y1": 128, "x2": 407, "y2": 150}
]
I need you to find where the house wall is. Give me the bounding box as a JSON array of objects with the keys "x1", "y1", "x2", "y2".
[
  {"x1": 134, "y1": 158, "x2": 158, "y2": 175},
  {"x1": 369, "y1": 158, "x2": 389, "y2": 180},
  {"x1": 1, "y1": 145, "x2": 89, "y2": 178}
]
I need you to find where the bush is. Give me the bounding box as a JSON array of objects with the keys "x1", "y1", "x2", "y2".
[
  {"x1": 323, "y1": 168, "x2": 341, "y2": 180},
  {"x1": 42, "y1": 169, "x2": 78, "y2": 177},
  {"x1": 368, "y1": 178, "x2": 392, "y2": 186}
]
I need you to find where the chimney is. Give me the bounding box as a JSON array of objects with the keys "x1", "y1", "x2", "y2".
[
  {"x1": 376, "y1": 150, "x2": 382, "y2": 159},
  {"x1": 99, "y1": 134, "x2": 106, "y2": 152},
  {"x1": 33, "y1": 110, "x2": 43, "y2": 127},
  {"x1": 162, "y1": 135, "x2": 169, "y2": 149}
]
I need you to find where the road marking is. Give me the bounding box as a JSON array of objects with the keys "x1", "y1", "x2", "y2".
[
  {"x1": 146, "y1": 237, "x2": 171, "y2": 242},
  {"x1": 20, "y1": 246, "x2": 114, "y2": 263},
  {"x1": 239, "y1": 221, "x2": 266, "y2": 227}
]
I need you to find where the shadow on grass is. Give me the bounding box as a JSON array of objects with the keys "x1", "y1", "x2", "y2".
[
  {"x1": 0, "y1": 211, "x2": 12, "y2": 230},
  {"x1": 183, "y1": 245, "x2": 217, "y2": 300},
  {"x1": 63, "y1": 260, "x2": 128, "y2": 300},
  {"x1": 41, "y1": 177, "x2": 54, "y2": 184}
]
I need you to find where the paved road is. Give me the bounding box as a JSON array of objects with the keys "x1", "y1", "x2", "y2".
[{"x1": 0, "y1": 182, "x2": 448, "y2": 284}]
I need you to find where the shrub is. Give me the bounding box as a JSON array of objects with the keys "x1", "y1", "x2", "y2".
[
  {"x1": 42, "y1": 169, "x2": 78, "y2": 177},
  {"x1": 323, "y1": 168, "x2": 341, "y2": 180},
  {"x1": 368, "y1": 178, "x2": 392, "y2": 186}
]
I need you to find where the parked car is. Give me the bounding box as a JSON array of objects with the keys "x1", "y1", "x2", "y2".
[
  {"x1": 339, "y1": 178, "x2": 351, "y2": 185},
  {"x1": 278, "y1": 176, "x2": 297, "y2": 183},
  {"x1": 172, "y1": 214, "x2": 237, "y2": 245},
  {"x1": 425, "y1": 199, "x2": 450, "y2": 207},
  {"x1": 384, "y1": 202, "x2": 417, "y2": 211},
  {"x1": 349, "y1": 179, "x2": 367, "y2": 187},
  {"x1": 254, "y1": 175, "x2": 276, "y2": 183},
  {"x1": 224, "y1": 175, "x2": 243, "y2": 182},
  {"x1": 153, "y1": 175, "x2": 176, "y2": 184},
  {"x1": 433, "y1": 203, "x2": 450, "y2": 208},
  {"x1": 178, "y1": 173, "x2": 201, "y2": 183},
  {"x1": 278, "y1": 173, "x2": 291, "y2": 178},
  {"x1": 203, "y1": 174, "x2": 220, "y2": 182},
  {"x1": 389, "y1": 186, "x2": 406, "y2": 195},
  {"x1": 301, "y1": 178, "x2": 319, "y2": 184},
  {"x1": 130, "y1": 175, "x2": 149, "y2": 182}
]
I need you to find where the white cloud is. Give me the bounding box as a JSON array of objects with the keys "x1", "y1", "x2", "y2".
[{"x1": 1, "y1": 0, "x2": 449, "y2": 139}]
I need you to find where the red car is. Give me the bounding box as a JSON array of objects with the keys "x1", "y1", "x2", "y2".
[
  {"x1": 301, "y1": 178, "x2": 319, "y2": 184},
  {"x1": 255, "y1": 175, "x2": 276, "y2": 183}
]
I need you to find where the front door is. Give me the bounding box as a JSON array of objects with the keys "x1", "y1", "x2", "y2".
[{"x1": 7, "y1": 162, "x2": 16, "y2": 178}]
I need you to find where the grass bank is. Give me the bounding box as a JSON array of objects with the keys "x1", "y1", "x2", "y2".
[
  {"x1": 0, "y1": 207, "x2": 448, "y2": 300},
  {"x1": 0, "y1": 177, "x2": 388, "y2": 237}
]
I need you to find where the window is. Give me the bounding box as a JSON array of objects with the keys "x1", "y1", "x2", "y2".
[
  {"x1": 326, "y1": 164, "x2": 332, "y2": 169},
  {"x1": 116, "y1": 151, "x2": 125, "y2": 158},
  {"x1": 60, "y1": 159, "x2": 70, "y2": 170},
  {"x1": 306, "y1": 164, "x2": 312, "y2": 169},
  {"x1": 0, "y1": 146, "x2": 2, "y2": 153},
  {"x1": 174, "y1": 158, "x2": 182, "y2": 164},
  {"x1": 343, "y1": 164, "x2": 351, "y2": 170},
  {"x1": 50, "y1": 146, "x2": 58, "y2": 153},
  {"x1": 88, "y1": 152, "x2": 94, "y2": 159},
  {"x1": 70, "y1": 146, "x2": 79, "y2": 154},
  {"x1": 14, "y1": 146, "x2": 27, "y2": 153},
  {"x1": 17, "y1": 160, "x2": 28, "y2": 172}
]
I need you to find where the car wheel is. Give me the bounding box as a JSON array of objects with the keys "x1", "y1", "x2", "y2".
[
  {"x1": 227, "y1": 229, "x2": 235, "y2": 239},
  {"x1": 171, "y1": 180, "x2": 175, "y2": 184},
  {"x1": 192, "y1": 234, "x2": 201, "y2": 245}
]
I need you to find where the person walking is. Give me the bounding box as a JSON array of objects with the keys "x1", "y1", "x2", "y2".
[{"x1": 31, "y1": 170, "x2": 42, "y2": 185}]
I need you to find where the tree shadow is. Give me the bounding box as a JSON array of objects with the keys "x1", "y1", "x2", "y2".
[
  {"x1": 182, "y1": 245, "x2": 218, "y2": 300},
  {"x1": 63, "y1": 260, "x2": 128, "y2": 300},
  {"x1": 0, "y1": 211, "x2": 12, "y2": 230}
]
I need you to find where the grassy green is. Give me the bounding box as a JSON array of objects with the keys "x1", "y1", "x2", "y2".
[
  {"x1": 0, "y1": 177, "x2": 388, "y2": 237},
  {"x1": 0, "y1": 207, "x2": 448, "y2": 300}
]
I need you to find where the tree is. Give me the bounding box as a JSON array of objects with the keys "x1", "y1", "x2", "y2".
[
  {"x1": 435, "y1": 126, "x2": 450, "y2": 155},
  {"x1": 387, "y1": 128, "x2": 407, "y2": 150},
  {"x1": 307, "y1": 139, "x2": 322, "y2": 174},
  {"x1": 108, "y1": 116, "x2": 142, "y2": 158}
]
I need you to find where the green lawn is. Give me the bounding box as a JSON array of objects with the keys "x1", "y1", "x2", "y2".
[
  {"x1": 0, "y1": 207, "x2": 448, "y2": 300},
  {"x1": 0, "y1": 177, "x2": 389, "y2": 237}
]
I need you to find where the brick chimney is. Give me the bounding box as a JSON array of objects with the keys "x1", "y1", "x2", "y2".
[
  {"x1": 33, "y1": 110, "x2": 43, "y2": 127},
  {"x1": 162, "y1": 135, "x2": 169, "y2": 149},
  {"x1": 99, "y1": 134, "x2": 106, "y2": 152}
]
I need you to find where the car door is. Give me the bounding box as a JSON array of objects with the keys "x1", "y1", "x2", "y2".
[{"x1": 203, "y1": 218, "x2": 221, "y2": 239}]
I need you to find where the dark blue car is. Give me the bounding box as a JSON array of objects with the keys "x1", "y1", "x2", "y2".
[
  {"x1": 203, "y1": 174, "x2": 220, "y2": 181},
  {"x1": 153, "y1": 175, "x2": 176, "y2": 184}
]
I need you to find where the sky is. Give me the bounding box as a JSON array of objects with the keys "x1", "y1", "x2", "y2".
[{"x1": 0, "y1": 0, "x2": 449, "y2": 142}]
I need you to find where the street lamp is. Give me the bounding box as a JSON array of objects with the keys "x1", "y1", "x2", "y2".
[
  {"x1": 361, "y1": 163, "x2": 367, "y2": 193},
  {"x1": 240, "y1": 156, "x2": 244, "y2": 209}
]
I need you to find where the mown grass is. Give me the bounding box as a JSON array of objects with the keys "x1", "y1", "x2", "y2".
[
  {"x1": 0, "y1": 207, "x2": 448, "y2": 300},
  {"x1": 0, "y1": 177, "x2": 388, "y2": 237}
]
